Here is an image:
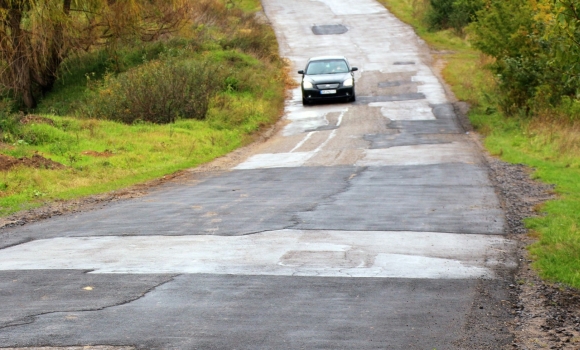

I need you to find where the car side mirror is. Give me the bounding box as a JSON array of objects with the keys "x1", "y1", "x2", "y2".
[
  {"x1": 351, "y1": 67, "x2": 358, "y2": 72},
  {"x1": 298, "y1": 70, "x2": 304, "y2": 74}
]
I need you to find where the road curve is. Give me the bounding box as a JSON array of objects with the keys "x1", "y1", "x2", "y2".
[{"x1": 0, "y1": 0, "x2": 517, "y2": 349}]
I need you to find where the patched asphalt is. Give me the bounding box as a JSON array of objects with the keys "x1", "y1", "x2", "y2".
[{"x1": 1, "y1": 275, "x2": 478, "y2": 349}]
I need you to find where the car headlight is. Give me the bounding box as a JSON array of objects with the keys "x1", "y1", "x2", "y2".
[
  {"x1": 343, "y1": 78, "x2": 353, "y2": 87},
  {"x1": 303, "y1": 80, "x2": 313, "y2": 89}
]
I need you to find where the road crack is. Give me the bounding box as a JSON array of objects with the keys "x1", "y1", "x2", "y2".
[{"x1": 0, "y1": 274, "x2": 179, "y2": 331}]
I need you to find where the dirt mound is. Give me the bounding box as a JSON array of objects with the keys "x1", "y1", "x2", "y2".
[
  {"x1": 19, "y1": 115, "x2": 55, "y2": 125},
  {"x1": 0, "y1": 143, "x2": 14, "y2": 151},
  {"x1": 0, "y1": 153, "x2": 64, "y2": 171},
  {"x1": 81, "y1": 150, "x2": 114, "y2": 157}
]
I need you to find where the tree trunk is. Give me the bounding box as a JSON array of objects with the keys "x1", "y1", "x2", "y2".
[
  {"x1": 35, "y1": 0, "x2": 72, "y2": 94},
  {"x1": 7, "y1": 5, "x2": 36, "y2": 109}
]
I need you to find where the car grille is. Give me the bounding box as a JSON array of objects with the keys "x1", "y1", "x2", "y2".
[{"x1": 316, "y1": 83, "x2": 340, "y2": 89}]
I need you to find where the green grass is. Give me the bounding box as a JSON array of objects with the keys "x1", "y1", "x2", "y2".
[
  {"x1": 0, "y1": 0, "x2": 286, "y2": 217},
  {"x1": 380, "y1": 0, "x2": 580, "y2": 287},
  {"x1": 0, "y1": 112, "x2": 263, "y2": 216}
]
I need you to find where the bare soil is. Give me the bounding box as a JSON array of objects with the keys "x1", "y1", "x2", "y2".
[
  {"x1": 81, "y1": 150, "x2": 115, "y2": 157},
  {"x1": 19, "y1": 115, "x2": 55, "y2": 126},
  {"x1": 0, "y1": 153, "x2": 65, "y2": 171}
]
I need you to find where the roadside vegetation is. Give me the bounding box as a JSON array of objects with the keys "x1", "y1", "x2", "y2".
[
  {"x1": 379, "y1": 0, "x2": 580, "y2": 288},
  {"x1": 0, "y1": 0, "x2": 288, "y2": 216}
]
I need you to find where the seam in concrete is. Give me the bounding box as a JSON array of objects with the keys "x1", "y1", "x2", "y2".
[{"x1": 0, "y1": 237, "x2": 34, "y2": 251}]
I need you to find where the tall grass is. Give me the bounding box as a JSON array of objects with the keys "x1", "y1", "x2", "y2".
[{"x1": 379, "y1": 0, "x2": 580, "y2": 288}]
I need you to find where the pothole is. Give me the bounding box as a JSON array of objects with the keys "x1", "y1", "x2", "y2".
[
  {"x1": 378, "y1": 80, "x2": 414, "y2": 88},
  {"x1": 312, "y1": 24, "x2": 348, "y2": 35}
]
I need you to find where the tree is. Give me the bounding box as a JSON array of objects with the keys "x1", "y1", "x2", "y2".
[
  {"x1": 0, "y1": 0, "x2": 193, "y2": 109},
  {"x1": 469, "y1": 0, "x2": 580, "y2": 115}
]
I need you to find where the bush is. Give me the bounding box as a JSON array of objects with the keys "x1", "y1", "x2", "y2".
[
  {"x1": 221, "y1": 20, "x2": 279, "y2": 60},
  {"x1": 426, "y1": 0, "x2": 454, "y2": 30},
  {"x1": 21, "y1": 124, "x2": 74, "y2": 146},
  {"x1": 87, "y1": 57, "x2": 224, "y2": 124},
  {"x1": 426, "y1": 0, "x2": 483, "y2": 33},
  {"x1": 0, "y1": 113, "x2": 22, "y2": 144},
  {"x1": 469, "y1": 0, "x2": 580, "y2": 116}
]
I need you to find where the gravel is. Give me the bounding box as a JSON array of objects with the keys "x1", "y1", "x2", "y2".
[{"x1": 482, "y1": 143, "x2": 580, "y2": 349}]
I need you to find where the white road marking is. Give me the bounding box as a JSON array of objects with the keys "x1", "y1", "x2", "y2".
[
  {"x1": 0, "y1": 230, "x2": 515, "y2": 278},
  {"x1": 282, "y1": 90, "x2": 348, "y2": 137},
  {"x1": 236, "y1": 108, "x2": 348, "y2": 169},
  {"x1": 290, "y1": 132, "x2": 316, "y2": 153},
  {"x1": 233, "y1": 152, "x2": 312, "y2": 169}
]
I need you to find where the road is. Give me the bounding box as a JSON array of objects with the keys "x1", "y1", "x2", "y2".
[{"x1": 0, "y1": 0, "x2": 517, "y2": 349}]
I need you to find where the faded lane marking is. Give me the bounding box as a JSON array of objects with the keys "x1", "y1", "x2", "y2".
[
  {"x1": 282, "y1": 90, "x2": 349, "y2": 136},
  {"x1": 236, "y1": 109, "x2": 348, "y2": 169},
  {"x1": 289, "y1": 131, "x2": 316, "y2": 153},
  {"x1": 234, "y1": 152, "x2": 312, "y2": 169},
  {"x1": 0, "y1": 230, "x2": 515, "y2": 278}
]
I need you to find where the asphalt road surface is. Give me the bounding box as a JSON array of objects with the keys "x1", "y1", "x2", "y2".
[{"x1": 0, "y1": 0, "x2": 518, "y2": 349}]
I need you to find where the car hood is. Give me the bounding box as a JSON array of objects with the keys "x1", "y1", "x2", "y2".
[{"x1": 305, "y1": 73, "x2": 351, "y2": 84}]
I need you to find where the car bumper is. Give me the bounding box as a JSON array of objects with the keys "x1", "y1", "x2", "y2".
[{"x1": 302, "y1": 87, "x2": 355, "y2": 101}]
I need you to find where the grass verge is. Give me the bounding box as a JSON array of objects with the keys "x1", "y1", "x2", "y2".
[
  {"x1": 379, "y1": 0, "x2": 580, "y2": 287},
  {"x1": 0, "y1": 0, "x2": 288, "y2": 217}
]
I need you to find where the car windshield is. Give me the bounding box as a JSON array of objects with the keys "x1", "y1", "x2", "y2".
[{"x1": 305, "y1": 59, "x2": 349, "y2": 75}]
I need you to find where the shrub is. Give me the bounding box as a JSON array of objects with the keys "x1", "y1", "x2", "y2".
[
  {"x1": 426, "y1": 0, "x2": 483, "y2": 33},
  {"x1": 21, "y1": 124, "x2": 74, "y2": 146},
  {"x1": 469, "y1": 0, "x2": 580, "y2": 117},
  {"x1": 426, "y1": 0, "x2": 454, "y2": 30},
  {"x1": 0, "y1": 113, "x2": 22, "y2": 144},
  {"x1": 221, "y1": 20, "x2": 279, "y2": 60},
  {"x1": 87, "y1": 57, "x2": 224, "y2": 124}
]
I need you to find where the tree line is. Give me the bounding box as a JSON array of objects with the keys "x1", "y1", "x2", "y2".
[{"x1": 0, "y1": 0, "x2": 193, "y2": 109}]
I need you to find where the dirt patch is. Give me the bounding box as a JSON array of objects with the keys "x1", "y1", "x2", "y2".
[
  {"x1": 510, "y1": 250, "x2": 580, "y2": 349},
  {"x1": 0, "y1": 153, "x2": 65, "y2": 171},
  {"x1": 81, "y1": 150, "x2": 115, "y2": 157},
  {"x1": 19, "y1": 115, "x2": 55, "y2": 126},
  {"x1": 0, "y1": 142, "x2": 15, "y2": 151}
]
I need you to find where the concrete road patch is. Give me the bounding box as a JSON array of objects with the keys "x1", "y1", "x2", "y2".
[
  {"x1": 0, "y1": 230, "x2": 515, "y2": 277},
  {"x1": 355, "y1": 143, "x2": 478, "y2": 166}
]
